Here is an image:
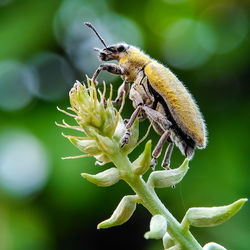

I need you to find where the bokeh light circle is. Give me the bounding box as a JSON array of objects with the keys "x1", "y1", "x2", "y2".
[
  {"x1": 0, "y1": 0, "x2": 14, "y2": 6},
  {"x1": 28, "y1": 52, "x2": 74, "y2": 101},
  {"x1": 162, "y1": 18, "x2": 215, "y2": 69},
  {"x1": 0, "y1": 129, "x2": 50, "y2": 198},
  {"x1": 200, "y1": 3, "x2": 248, "y2": 54},
  {"x1": 0, "y1": 61, "x2": 35, "y2": 111},
  {"x1": 53, "y1": 0, "x2": 143, "y2": 82}
]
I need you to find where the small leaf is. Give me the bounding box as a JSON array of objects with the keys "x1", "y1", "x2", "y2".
[
  {"x1": 203, "y1": 242, "x2": 227, "y2": 250},
  {"x1": 81, "y1": 168, "x2": 120, "y2": 187},
  {"x1": 182, "y1": 198, "x2": 247, "y2": 228},
  {"x1": 144, "y1": 215, "x2": 167, "y2": 240},
  {"x1": 162, "y1": 232, "x2": 175, "y2": 249},
  {"x1": 97, "y1": 195, "x2": 137, "y2": 229},
  {"x1": 147, "y1": 158, "x2": 189, "y2": 188},
  {"x1": 132, "y1": 140, "x2": 151, "y2": 175}
]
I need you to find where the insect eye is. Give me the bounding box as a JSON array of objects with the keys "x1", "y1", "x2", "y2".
[{"x1": 117, "y1": 45, "x2": 125, "y2": 52}]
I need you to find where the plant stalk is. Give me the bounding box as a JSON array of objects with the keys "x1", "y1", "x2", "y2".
[{"x1": 111, "y1": 151, "x2": 202, "y2": 250}]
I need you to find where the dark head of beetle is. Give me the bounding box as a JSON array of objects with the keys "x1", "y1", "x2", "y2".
[
  {"x1": 95, "y1": 43, "x2": 129, "y2": 61},
  {"x1": 84, "y1": 22, "x2": 129, "y2": 61}
]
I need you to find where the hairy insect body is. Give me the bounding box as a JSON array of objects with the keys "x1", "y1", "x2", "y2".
[
  {"x1": 118, "y1": 46, "x2": 206, "y2": 159},
  {"x1": 119, "y1": 47, "x2": 151, "y2": 82},
  {"x1": 144, "y1": 62, "x2": 206, "y2": 148},
  {"x1": 85, "y1": 22, "x2": 207, "y2": 168}
]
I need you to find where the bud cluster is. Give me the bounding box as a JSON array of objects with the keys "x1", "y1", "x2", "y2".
[
  {"x1": 57, "y1": 78, "x2": 247, "y2": 250},
  {"x1": 56, "y1": 78, "x2": 140, "y2": 164}
]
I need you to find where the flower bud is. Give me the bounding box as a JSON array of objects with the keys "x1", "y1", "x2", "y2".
[
  {"x1": 102, "y1": 105, "x2": 118, "y2": 138},
  {"x1": 182, "y1": 198, "x2": 247, "y2": 228},
  {"x1": 132, "y1": 140, "x2": 151, "y2": 176},
  {"x1": 162, "y1": 232, "x2": 175, "y2": 249},
  {"x1": 144, "y1": 215, "x2": 167, "y2": 240},
  {"x1": 94, "y1": 132, "x2": 116, "y2": 155},
  {"x1": 121, "y1": 118, "x2": 139, "y2": 154},
  {"x1": 68, "y1": 137, "x2": 101, "y2": 155},
  {"x1": 147, "y1": 158, "x2": 189, "y2": 188},
  {"x1": 94, "y1": 153, "x2": 111, "y2": 165},
  {"x1": 81, "y1": 168, "x2": 120, "y2": 187},
  {"x1": 203, "y1": 242, "x2": 226, "y2": 250},
  {"x1": 97, "y1": 195, "x2": 138, "y2": 229},
  {"x1": 68, "y1": 80, "x2": 118, "y2": 138},
  {"x1": 113, "y1": 116, "x2": 126, "y2": 141}
]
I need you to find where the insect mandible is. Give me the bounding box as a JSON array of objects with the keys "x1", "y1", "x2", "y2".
[{"x1": 84, "y1": 22, "x2": 207, "y2": 169}]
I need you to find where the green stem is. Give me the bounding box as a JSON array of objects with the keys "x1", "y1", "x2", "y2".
[{"x1": 111, "y1": 152, "x2": 202, "y2": 250}]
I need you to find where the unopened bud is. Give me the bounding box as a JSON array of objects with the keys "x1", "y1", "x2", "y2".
[
  {"x1": 97, "y1": 195, "x2": 138, "y2": 229},
  {"x1": 69, "y1": 137, "x2": 101, "y2": 155},
  {"x1": 182, "y1": 198, "x2": 247, "y2": 228},
  {"x1": 144, "y1": 215, "x2": 167, "y2": 240},
  {"x1": 148, "y1": 158, "x2": 189, "y2": 188},
  {"x1": 113, "y1": 116, "x2": 126, "y2": 141},
  {"x1": 132, "y1": 140, "x2": 151, "y2": 175},
  {"x1": 94, "y1": 153, "x2": 111, "y2": 165},
  {"x1": 121, "y1": 118, "x2": 139, "y2": 154},
  {"x1": 94, "y1": 133, "x2": 115, "y2": 154},
  {"x1": 65, "y1": 79, "x2": 119, "y2": 138},
  {"x1": 81, "y1": 168, "x2": 120, "y2": 187},
  {"x1": 203, "y1": 242, "x2": 226, "y2": 250},
  {"x1": 162, "y1": 232, "x2": 175, "y2": 249}
]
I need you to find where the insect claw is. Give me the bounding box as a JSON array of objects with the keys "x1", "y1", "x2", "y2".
[
  {"x1": 162, "y1": 163, "x2": 171, "y2": 170},
  {"x1": 162, "y1": 160, "x2": 171, "y2": 170},
  {"x1": 120, "y1": 137, "x2": 129, "y2": 147},
  {"x1": 150, "y1": 158, "x2": 157, "y2": 170},
  {"x1": 123, "y1": 119, "x2": 129, "y2": 125},
  {"x1": 120, "y1": 130, "x2": 130, "y2": 147},
  {"x1": 120, "y1": 138, "x2": 128, "y2": 148}
]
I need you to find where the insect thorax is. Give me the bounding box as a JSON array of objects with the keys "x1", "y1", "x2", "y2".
[{"x1": 119, "y1": 46, "x2": 152, "y2": 82}]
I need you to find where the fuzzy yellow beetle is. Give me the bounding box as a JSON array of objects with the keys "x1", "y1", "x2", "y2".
[{"x1": 85, "y1": 22, "x2": 207, "y2": 169}]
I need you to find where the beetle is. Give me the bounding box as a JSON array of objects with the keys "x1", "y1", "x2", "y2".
[{"x1": 84, "y1": 22, "x2": 207, "y2": 169}]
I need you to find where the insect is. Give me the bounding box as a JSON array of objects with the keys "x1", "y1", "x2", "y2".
[{"x1": 84, "y1": 22, "x2": 207, "y2": 169}]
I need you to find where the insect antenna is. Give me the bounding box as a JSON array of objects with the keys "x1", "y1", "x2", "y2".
[{"x1": 84, "y1": 22, "x2": 108, "y2": 49}]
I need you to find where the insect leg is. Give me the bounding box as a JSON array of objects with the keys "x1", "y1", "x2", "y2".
[
  {"x1": 150, "y1": 130, "x2": 170, "y2": 169},
  {"x1": 112, "y1": 80, "x2": 130, "y2": 106},
  {"x1": 124, "y1": 113, "x2": 146, "y2": 124},
  {"x1": 142, "y1": 106, "x2": 172, "y2": 130},
  {"x1": 161, "y1": 141, "x2": 174, "y2": 169},
  {"x1": 120, "y1": 105, "x2": 142, "y2": 147},
  {"x1": 92, "y1": 64, "x2": 123, "y2": 85}
]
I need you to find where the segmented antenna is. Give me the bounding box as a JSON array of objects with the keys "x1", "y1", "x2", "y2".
[{"x1": 84, "y1": 22, "x2": 108, "y2": 49}]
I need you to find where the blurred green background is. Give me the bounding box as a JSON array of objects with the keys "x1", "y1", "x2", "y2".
[{"x1": 0, "y1": 0, "x2": 249, "y2": 249}]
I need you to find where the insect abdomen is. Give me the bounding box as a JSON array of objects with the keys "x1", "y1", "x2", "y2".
[
  {"x1": 144, "y1": 61, "x2": 207, "y2": 149},
  {"x1": 147, "y1": 81, "x2": 196, "y2": 158}
]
